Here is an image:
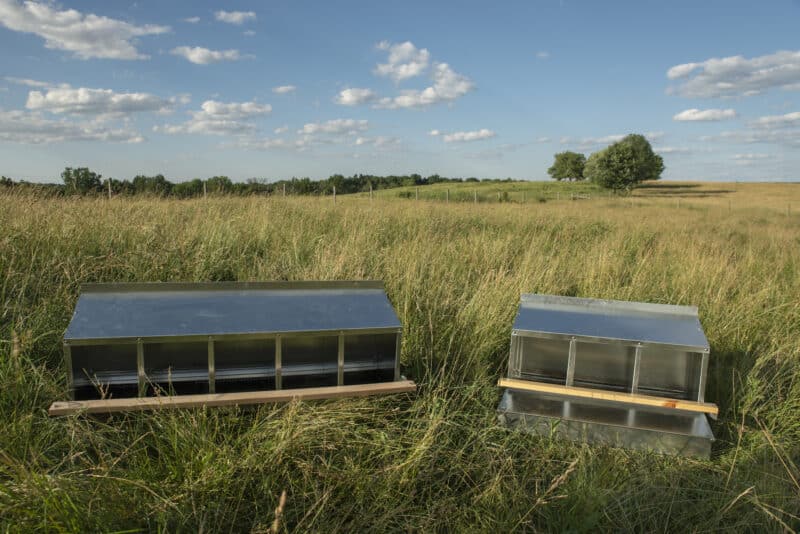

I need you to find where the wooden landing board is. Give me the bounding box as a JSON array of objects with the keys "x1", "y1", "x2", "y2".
[
  {"x1": 49, "y1": 380, "x2": 417, "y2": 416},
  {"x1": 498, "y1": 378, "x2": 718, "y2": 417}
]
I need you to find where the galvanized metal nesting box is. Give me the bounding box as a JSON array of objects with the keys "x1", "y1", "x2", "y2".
[
  {"x1": 50, "y1": 281, "x2": 415, "y2": 415},
  {"x1": 497, "y1": 294, "x2": 717, "y2": 458}
]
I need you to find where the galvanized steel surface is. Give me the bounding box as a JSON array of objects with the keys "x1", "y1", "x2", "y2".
[
  {"x1": 65, "y1": 282, "x2": 401, "y2": 342},
  {"x1": 513, "y1": 294, "x2": 709, "y2": 351}
]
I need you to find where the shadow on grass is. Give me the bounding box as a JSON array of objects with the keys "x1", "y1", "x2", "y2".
[{"x1": 705, "y1": 346, "x2": 757, "y2": 451}]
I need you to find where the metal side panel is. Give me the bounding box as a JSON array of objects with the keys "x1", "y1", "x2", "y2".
[{"x1": 497, "y1": 388, "x2": 714, "y2": 458}]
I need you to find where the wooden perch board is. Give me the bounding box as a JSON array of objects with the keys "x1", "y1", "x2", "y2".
[
  {"x1": 498, "y1": 378, "x2": 718, "y2": 416},
  {"x1": 49, "y1": 380, "x2": 417, "y2": 416}
]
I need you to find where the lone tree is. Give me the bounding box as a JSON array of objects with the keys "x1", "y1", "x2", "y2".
[
  {"x1": 548, "y1": 151, "x2": 586, "y2": 181},
  {"x1": 583, "y1": 134, "x2": 663, "y2": 192},
  {"x1": 61, "y1": 167, "x2": 102, "y2": 195}
]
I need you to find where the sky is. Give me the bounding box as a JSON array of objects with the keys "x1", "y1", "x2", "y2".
[{"x1": 0, "y1": 0, "x2": 799, "y2": 183}]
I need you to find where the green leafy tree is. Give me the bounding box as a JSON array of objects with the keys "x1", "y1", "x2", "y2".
[
  {"x1": 583, "y1": 134, "x2": 664, "y2": 192},
  {"x1": 132, "y1": 174, "x2": 172, "y2": 196},
  {"x1": 61, "y1": 167, "x2": 102, "y2": 195},
  {"x1": 206, "y1": 176, "x2": 233, "y2": 194},
  {"x1": 547, "y1": 151, "x2": 586, "y2": 181}
]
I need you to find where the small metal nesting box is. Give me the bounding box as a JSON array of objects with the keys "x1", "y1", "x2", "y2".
[
  {"x1": 62, "y1": 281, "x2": 404, "y2": 402},
  {"x1": 497, "y1": 294, "x2": 717, "y2": 458}
]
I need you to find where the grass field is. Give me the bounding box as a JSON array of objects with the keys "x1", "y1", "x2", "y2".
[{"x1": 1, "y1": 182, "x2": 799, "y2": 531}]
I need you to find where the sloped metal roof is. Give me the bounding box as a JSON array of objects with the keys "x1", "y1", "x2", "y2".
[
  {"x1": 512, "y1": 294, "x2": 709, "y2": 351},
  {"x1": 65, "y1": 282, "x2": 401, "y2": 342}
]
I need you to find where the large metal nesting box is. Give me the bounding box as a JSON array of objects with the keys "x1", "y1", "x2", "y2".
[
  {"x1": 51, "y1": 282, "x2": 415, "y2": 414},
  {"x1": 497, "y1": 294, "x2": 717, "y2": 458}
]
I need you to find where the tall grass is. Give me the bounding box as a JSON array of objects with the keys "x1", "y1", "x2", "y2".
[{"x1": 1, "y1": 190, "x2": 799, "y2": 531}]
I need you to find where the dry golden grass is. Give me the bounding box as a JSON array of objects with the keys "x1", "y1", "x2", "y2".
[{"x1": 0, "y1": 184, "x2": 799, "y2": 531}]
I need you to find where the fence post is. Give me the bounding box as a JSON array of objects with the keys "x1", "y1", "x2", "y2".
[
  {"x1": 203, "y1": 181, "x2": 207, "y2": 199},
  {"x1": 415, "y1": 187, "x2": 419, "y2": 201},
  {"x1": 107, "y1": 179, "x2": 112, "y2": 200},
  {"x1": 446, "y1": 189, "x2": 450, "y2": 203},
  {"x1": 283, "y1": 183, "x2": 286, "y2": 197},
  {"x1": 474, "y1": 190, "x2": 477, "y2": 204},
  {"x1": 333, "y1": 186, "x2": 336, "y2": 204},
  {"x1": 369, "y1": 184, "x2": 373, "y2": 200}
]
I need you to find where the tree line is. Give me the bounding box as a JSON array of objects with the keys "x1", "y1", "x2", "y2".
[
  {"x1": 547, "y1": 133, "x2": 664, "y2": 192},
  {"x1": 0, "y1": 170, "x2": 517, "y2": 197}
]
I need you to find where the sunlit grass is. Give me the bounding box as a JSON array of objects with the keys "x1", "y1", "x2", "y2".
[{"x1": 0, "y1": 186, "x2": 799, "y2": 531}]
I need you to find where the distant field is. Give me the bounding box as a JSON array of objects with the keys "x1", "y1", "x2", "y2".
[
  {"x1": 1, "y1": 183, "x2": 799, "y2": 531},
  {"x1": 362, "y1": 180, "x2": 800, "y2": 214}
]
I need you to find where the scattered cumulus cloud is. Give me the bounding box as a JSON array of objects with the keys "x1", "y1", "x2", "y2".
[
  {"x1": 171, "y1": 46, "x2": 244, "y2": 64},
  {"x1": 336, "y1": 41, "x2": 474, "y2": 109},
  {"x1": 750, "y1": 111, "x2": 800, "y2": 128},
  {"x1": 666, "y1": 50, "x2": 800, "y2": 98},
  {"x1": 535, "y1": 136, "x2": 551, "y2": 143},
  {"x1": 0, "y1": 0, "x2": 169, "y2": 60},
  {"x1": 354, "y1": 135, "x2": 399, "y2": 147},
  {"x1": 441, "y1": 128, "x2": 495, "y2": 143},
  {"x1": 559, "y1": 132, "x2": 663, "y2": 150},
  {"x1": 214, "y1": 10, "x2": 256, "y2": 25},
  {"x1": 183, "y1": 16, "x2": 200, "y2": 24},
  {"x1": 298, "y1": 118, "x2": 368, "y2": 135},
  {"x1": 272, "y1": 85, "x2": 296, "y2": 94},
  {"x1": 673, "y1": 108, "x2": 737, "y2": 121},
  {"x1": 243, "y1": 30, "x2": 256, "y2": 37},
  {"x1": 273, "y1": 125, "x2": 288, "y2": 134},
  {"x1": 733, "y1": 153, "x2": 768, "y2": 160},
  {"x1": 155, "y1": 100, "x2": 271, "y2": 135},
  {"x1": 428, "y1": 129, "x2": 440, "y2": 136},
  {"x1": 25, "y1": 86, "x2": 172, "y2": 116},
  {"x1": 536, "y1": 51, "x2": 550, "y2": 59},
  {"x1": 0, "y1": 109, "x2": 143, "y2": 143},
  {"x1": 374, "y1": 41, "x2": 430, "y2": 81},
  {"x1": 4, "y1": 76, "x2": 51, "y2": 88},
  {"x1": 335, "y1": 88, "x2": 376, "y2": 106},
  {"x1": 375, "y1": 62, "x2": 474, "y2": 109}
]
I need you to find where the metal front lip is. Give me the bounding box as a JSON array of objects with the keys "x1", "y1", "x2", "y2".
[
  {"x1": 79, "y1": 281, "x2": 387, "y2": 292},
  {"x1": 73, "y1": 360, "x2": 395, "y2": 387},
  {"x1": 65, "y1": 327, "x2": 402, "y2": 346},
  {"x1": 498, "y1": 388, "x2": 715, "y2": 441}
]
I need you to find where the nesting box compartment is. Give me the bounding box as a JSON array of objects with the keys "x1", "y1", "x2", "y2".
[
  {"x1": 497, "y1": 294, "x2": 716, "y2": 458},
  {"x1": 50, "y1": 282, "x2": 415, "y2": 415}
]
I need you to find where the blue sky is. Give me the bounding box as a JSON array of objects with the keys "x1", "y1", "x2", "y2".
[{"x1": 0, "y1": 0, "x2": 799, "y2": 183}]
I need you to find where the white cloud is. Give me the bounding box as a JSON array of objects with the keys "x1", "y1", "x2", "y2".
[
  {"x1": 354, "y1": 135, "x2": 399, "y2": 147},
  {"x1": 273, "y1": 125, "x2": 288, "y2": 134},
  {"x1": 700, "y1": 128, "x2": 800, "y2": 147},
  {"x1": 243, "y1": 30, "x2": 256, "y2": 37},
  {"x1": 666, "y1": 50, "x2": 800, "y2": 98},
  {"x1": 655, "y1": 146, "x2": 693, "y2": 154},
  {"x1": 183, "y1": 16, "x2": 200, "y2": 24},
  {"x1": 428, "y1": 129, "x2": 440, "y2": 136},
  {"x1": 4, "y1": 76, "x2": 50, "y2": 88},
  {"x1": 214, "y1": 10, "x2": 256, "y2": 25},
  {"x1": 535, "y1": 136, "x2": 551, "y2": 143},
  {"x1": 25, "y1": 86, "x2": 171, "y2": 115},
  {"x1": 298, "y1": 118, "x2": 368, "y2": 135},
  {"x1": 0, "y1": 0, "x2": 169, "y2": 60},
  {"x1": 376, "y1": 62, "x2": 474, "y2": 109},
  {"x1": 733, "y1": 153, "x2": 768, "y2": 160},
  {"x1": 750, "y1": 111, "x2": 800, "y2": 128},
  {"x1": 155, "y1": 99, "x2": 271, "y2": 135},
  {"x1": 536, "y1": 51, "x2": 550, "y2": 59},
  {"x1": 442, "y1": 128, "x2": 495, "y2": 143},
  {"x1": 0, "y1": 109, "x2": 143, "y2": 143},
  {"x1": 171, "y1": 46, "x2": 244, "y2": 64},
  {"x1": 335, "y1": 88, "x2": 376, "y2": 106},
  {"x1": 673, "y1": 108, "x2": 737, "y2": 121},
  {"x1": 272, "y1": 85, "x2": 296, "y2": 94},
  {"x1": 559, "y1": 132, "x2": 663, "y2": 150},
  {"x1": 374, "y1": 41, "x2": 430, "y2": 81}
]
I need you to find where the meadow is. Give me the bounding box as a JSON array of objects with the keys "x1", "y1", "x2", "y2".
[{"x1": 1, "y1": 181, "x2": 799, "y2": 532}]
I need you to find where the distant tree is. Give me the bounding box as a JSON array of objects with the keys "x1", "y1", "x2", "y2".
[
  {"x1": 173, "y1": 178, "x2": 204, "y2": 198},
  {"x1": 206, "y1": 176, "x2": 233, "y2": 194},
  {"x1": 62, "y1": 167, "x2": 102, "y2": 195},
  {"x1": 0, "y1": 176, "x2": 13, "y2": 187},
  {"x1": 132, "y1": 174, "x2": 172, "y2": 196},
  {"x1": 583, "y1": 134, "x2": 664, "y2": 192},
  {"x1": 548, "y1": 151, "x2": 586, "y2": 181}
]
